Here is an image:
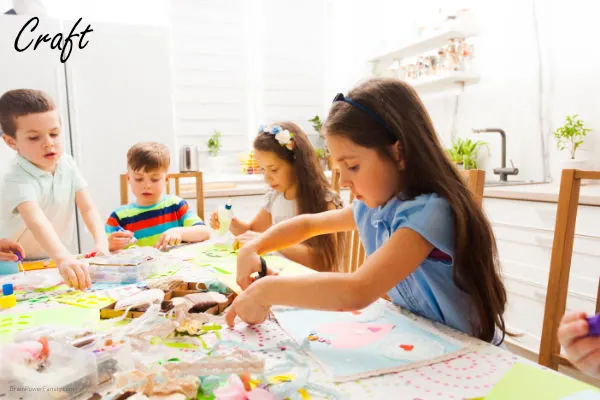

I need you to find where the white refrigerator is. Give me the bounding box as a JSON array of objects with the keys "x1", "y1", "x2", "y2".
[{"x1": 0, "y1": 14, "x2": 176, "y2": 253}]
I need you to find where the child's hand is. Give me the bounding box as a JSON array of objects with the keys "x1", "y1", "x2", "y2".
[
  {"x1": 155, "y1": 228, "x2": 182, "y2": 251},
  {"x1": 558, "y1": 311, "x2": 600, "y2": 378},
  {"x1": 209, "y1": 210, "x2": 220, "y2": 230},
  {"x1": 226, "y1": 279, "x2": 271, "y2": 327},
  {"x1": 108, "y1": 231, "x2": 133, "y2": 252},
  {"x1": 57, "y1": 257, "x2": 91, "y2": 290},
  {"x1": 236, "y1": 247, "x2": 278, "y2": 290},
  {"x1": 230, "y1": 217, "x2": 244, "y2": 233},
  {"x1": 0, "y1": 239, "x2": 25, "y2": 261},
  {"x1": 234, "y1": 231, "x2": 260, "y2": 248},
  {"x1": 91, "y1": 243, "x2": 109, "y2": 257}
]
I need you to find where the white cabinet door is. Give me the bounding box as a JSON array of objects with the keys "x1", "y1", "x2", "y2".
[
  {"x1": 64, "y1": 22, "x2": 175, "y2": 251},
  {"x1": 483, "y1": 198, "x2": 600, "y2": 352}
]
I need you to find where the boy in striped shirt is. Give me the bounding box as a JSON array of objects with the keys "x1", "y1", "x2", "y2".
[{"x1": 105, "y1": 142, "x2": 210, "y2": 251}]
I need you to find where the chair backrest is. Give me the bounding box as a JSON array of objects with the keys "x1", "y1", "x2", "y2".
[
  {"x1": 459, "y1": 169, "x2": 486, "y2": 205},
  {"x1": 538, "y1": 169, "x2": 600, "y2": 370},
  {"x1": 331, "y1": 167, "x2": 341, "y2": 194},
  {"x1": 120, "y1": 171, "x2": 204, "y2": 220}
]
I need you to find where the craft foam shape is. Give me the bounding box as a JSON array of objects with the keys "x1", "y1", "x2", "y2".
[
  {"x1": 54, "y1": 291, "x2": 115, "y2": 309},
  {"x1": 114, "y1": 288, "x2": 164, "y2": 310}
]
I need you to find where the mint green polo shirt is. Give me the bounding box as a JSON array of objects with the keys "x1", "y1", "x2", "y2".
[{"x1": 0, "y1": 154, "x2": 87, "y2": 258}]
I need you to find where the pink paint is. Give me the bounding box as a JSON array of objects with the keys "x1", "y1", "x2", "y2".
[{"x1": 316, "y1": 323, "x2": 394, "y2": 349}]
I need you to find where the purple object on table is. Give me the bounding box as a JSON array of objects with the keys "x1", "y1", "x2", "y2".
[
  {"x1": 15, "y1": 251, "x2": 23, "y2": 262},
  {"x1": 587, "y1": 313, "x2": 600, "y2": 336}
]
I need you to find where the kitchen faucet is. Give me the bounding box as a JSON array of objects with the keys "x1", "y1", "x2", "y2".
[{"x1": 472, "y1": 128, "x2": 519, "y2": 182}]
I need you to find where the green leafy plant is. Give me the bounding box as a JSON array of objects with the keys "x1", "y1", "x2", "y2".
[
  {"x1": 207, "y1": 130, "x2": 222, "y2": 157},
  {"x1": 310, "y1": 114, "x2": 329, "y2": 163},
  {"x1": 553, "y1": 114, "x2": 591, "y2": 159},
  {"x1": 447, "y1": 138, "x2": 489, "y2": 170},
  {"x1": 309, "y1": 115, "x2": 323, "y2": 135}
]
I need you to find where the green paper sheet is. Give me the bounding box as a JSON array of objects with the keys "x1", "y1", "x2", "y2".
[
  {"x1": 485, "y1": 363, "x2": 600, "y2": 400},
  {"x1": 0, "y1": 305, "x2": 99, "y2": 343}
]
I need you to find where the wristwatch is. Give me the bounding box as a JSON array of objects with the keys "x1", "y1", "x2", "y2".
[{"x1": 258, "y1": 256, "x2": 267, "y2": 279}]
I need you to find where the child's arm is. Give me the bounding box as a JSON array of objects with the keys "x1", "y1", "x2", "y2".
[
  {"x1": 155, "y1": 225, "x2": 211, "y2": 250},
  {"x1": 236, "y1": 207, "x2": 356, "y2": 289},
  {"x1": 75, "y1": 189, "x2": 109, "y2": 254},
  {"x1": 210, "y1": 208, "x2": 271, "y2": 236},
  {"x1": 156, "y1": 199, "x2": 211, "y2": 250},
  {"x1": 277, "y1": 244, "x2": 323, "y2": 270},
  {"x1": 226, "y1": 226, "x2": 433, "y2": 326},
  {"x1": 558, "y1": 311, "x2": 600, "y2": 378},
  {"x1": 17, "y1": 202, "x2": 91, "y2": 289},
  {"x1": 276, "y1": 201, "x2": 342, "y2": 270}
]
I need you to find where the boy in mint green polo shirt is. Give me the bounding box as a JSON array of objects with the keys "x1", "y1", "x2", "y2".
[{"x1": 0, "y1": 89, "x2": 109, "y2": 289}]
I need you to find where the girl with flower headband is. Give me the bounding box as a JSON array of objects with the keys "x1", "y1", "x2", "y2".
[
  {"x1": 226, "y1": 78, "x2": 510, "y2": 345},
  {"x1": 209, "y1": 121, "x2": 344, "y2": 272}
]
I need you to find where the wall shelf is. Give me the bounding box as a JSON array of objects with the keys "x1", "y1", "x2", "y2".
[
  {"x1": 406, "y1": 72, "x2": 480, "y2": 93},
  {"x1": 369, "y1": 25, "x2": 478, "y2": 64}
]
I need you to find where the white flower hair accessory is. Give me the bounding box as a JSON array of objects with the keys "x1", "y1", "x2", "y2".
[{"x1": 258, "y1": 124, "x2": 295, "y2": 151}]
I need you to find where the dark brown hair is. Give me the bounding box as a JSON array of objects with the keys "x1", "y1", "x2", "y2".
[
  {"x1": 127, "y1": 142, "x2": 170, "y2": 172},
  {"x1": 324, "y1": 78, "x2": 508, "y2": 343},
  {"x1": 0, "y1": 89, "x2": 56, "y2": 138},
  {"x1": 254, "y1": 122, "x2": 343, "y2": 272}
]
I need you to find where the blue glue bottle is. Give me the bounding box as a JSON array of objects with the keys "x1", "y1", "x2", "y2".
[{"x1": 0, "y1": 283, "x2": 16, "y2": 309}]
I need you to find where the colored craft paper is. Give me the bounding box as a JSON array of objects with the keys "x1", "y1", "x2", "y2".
[
  {"x1": 485, "y1": 363, "x2": 600, "y2": 400},
  {"x1": 272, "y1": 300, "x2": 468, "y2": 381}
]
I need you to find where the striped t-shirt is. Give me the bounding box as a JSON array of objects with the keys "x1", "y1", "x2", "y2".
[{"x1": 105, "y1": 195, "x2": 204, "y2": 247}]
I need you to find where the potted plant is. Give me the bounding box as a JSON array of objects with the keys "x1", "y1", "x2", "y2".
[
  {"x1": 309, "y1": 115, "x2": 331, "y2": 170},
  {"x1": 553, "y1": 114, "x2": 592, "y2": 172},
  {"x1": 448, "y1": 137, "x2": 489, "y2": 170},
  {"x1": 205, "y1": 130, "x2": 224, "y2": 172}
]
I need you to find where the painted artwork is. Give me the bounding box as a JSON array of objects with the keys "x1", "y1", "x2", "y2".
[{"x1": 272, "y1": 300, "x2": 470, "y2": 382}]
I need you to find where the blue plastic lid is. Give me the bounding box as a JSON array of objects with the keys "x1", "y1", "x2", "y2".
[
  {"x1": 2, "y1": 283, "x2": 13, "y2": 296},
  {"x1": 225, "y1": 199, "x2": 232, "y2": 210}
]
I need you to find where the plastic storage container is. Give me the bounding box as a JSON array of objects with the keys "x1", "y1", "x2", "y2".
[
  {"x1": 0, "y1": 340, "x2": 98, "y2": 399},
  {"x1": 0, "y1": 260, "x2": 19, "y2": 275},
  {"x1": 88, "y1": 264, "x2": 155, "y2": 284}
]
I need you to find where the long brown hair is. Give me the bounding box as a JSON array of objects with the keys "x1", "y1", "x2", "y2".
[
  {"x1": 253, "y1": 121, "x2": 343, "y2": 272},
  {"x1": 324, "y1": 78, "x2": 507, "y2": 343}
]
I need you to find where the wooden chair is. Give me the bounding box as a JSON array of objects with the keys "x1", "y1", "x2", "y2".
[
  {"x1": 120, "y1": 171, "x2": 205, "y2": 220},
  {"x1": 459, "y1": 169, "x2": 486, "y2": 205},
  {"x1": 342, "y1": 192, "x2": 366, "y2": 273},
  {"x1": 539, "y1": 169, "x2": 600, "y2": 370},
  {"x1": 331, "y1": 167, "x2": 341, "y2": 194}
]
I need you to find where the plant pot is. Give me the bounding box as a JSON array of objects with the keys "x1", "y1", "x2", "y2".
[
  {"x1": 558, "y1": 158, "x2": 594, "y2": 184},
  {"x1": 205, "y1": 155, "x2": 225, "y2": 173},
  {"x1": 558, "y1": 158, "x2": 592, "y2": 172},
  {"x1": 319, "y1": 158, "x2": 328, "y2": 171}
]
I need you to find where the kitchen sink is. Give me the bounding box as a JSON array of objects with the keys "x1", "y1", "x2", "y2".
[{"x1": 484, "y1": 180, "x2": 542, "y2": 187}]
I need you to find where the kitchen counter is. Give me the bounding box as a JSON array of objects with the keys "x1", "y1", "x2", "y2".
[
  {"x1": 484, "y1": 181, "x2": 600, "y2": 206},
  {"x1": 180, "y1": 171, "x2": 334, "y2": 199}
]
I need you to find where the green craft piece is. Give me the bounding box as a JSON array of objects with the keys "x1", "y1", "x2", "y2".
[
  {"x1": 0, "y1": 306, "x2": 98, "y2": 343},
  {"x1": 484, "y1": 363, "x2": 600, "y2": 400}
]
